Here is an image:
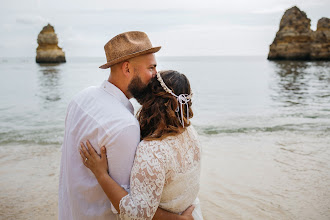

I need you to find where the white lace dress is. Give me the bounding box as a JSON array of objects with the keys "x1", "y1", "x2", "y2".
[{"x1": 119, "y1": 125, "x2": 203, "y2": 220}]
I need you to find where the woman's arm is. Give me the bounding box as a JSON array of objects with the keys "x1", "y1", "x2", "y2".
[
  {"x1": 95, "y1": 169, "x2": 194, "y2": 220},
  {"x1": 80, "y1": 141, "x2": 194, "y2": 220}
]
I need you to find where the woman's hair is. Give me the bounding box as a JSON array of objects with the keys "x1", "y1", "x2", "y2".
[{"x1": 137, "y1": 70, "x2": 193, "y2": 140}]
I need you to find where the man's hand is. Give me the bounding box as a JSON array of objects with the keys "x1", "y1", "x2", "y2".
[{"x1": 180, "y1": 205, "x2": 195, "y2": 220}]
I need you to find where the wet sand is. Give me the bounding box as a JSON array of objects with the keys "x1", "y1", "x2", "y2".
[
  {"x1": 0, "y1": 145, "x2": 59, "y2": 220},
  {"x1": 199, "y1": 133, "x2": 330, "y2": 219},
  {"x1": 1, "y1": 132, "x2": 329, "y2": 220}
]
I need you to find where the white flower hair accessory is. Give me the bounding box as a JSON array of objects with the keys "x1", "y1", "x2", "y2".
[{"x1": 156, "y1": 71, "x2": 192, "y2": 128}]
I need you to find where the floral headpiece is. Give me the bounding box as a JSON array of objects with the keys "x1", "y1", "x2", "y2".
[{"x1": 156, "y1": 71, "x2": 192, "y2": 128}]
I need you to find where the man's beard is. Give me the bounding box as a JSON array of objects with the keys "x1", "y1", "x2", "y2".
[{"x1": 127, "y1": 74, "x2": 150, "y2": 105}]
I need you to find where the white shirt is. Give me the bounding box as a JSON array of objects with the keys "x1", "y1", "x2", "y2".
[{"x1": 59, "y1": 80, "x2": 140, "y2": 220}]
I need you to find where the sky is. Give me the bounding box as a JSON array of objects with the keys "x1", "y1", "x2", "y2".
[{"x1": 1, "y1": 0, "x2": 329, "y2": 57}]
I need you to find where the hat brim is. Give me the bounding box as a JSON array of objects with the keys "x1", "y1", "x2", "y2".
[{"x1": 99, "y1": 46, "x2": 161, "y2": 69}]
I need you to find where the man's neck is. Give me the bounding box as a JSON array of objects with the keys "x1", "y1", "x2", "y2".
[{"x1": 108, "y1": 76, "x2": 131, "y2": 99}]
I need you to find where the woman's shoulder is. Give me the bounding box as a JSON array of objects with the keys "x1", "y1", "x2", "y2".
[
  {"x1": 186, "y1": 125, "x2": 199, "y2": 140},
  {"x1": 137, "y1": 139, "x2": 170, "y2": 162},
  {"x1": 184, "y1": 124, "x2": 196, "y2": 134},
  {"x1": 138, "y1": 125, "x2": 199, "y2": 151},
  {"x1": 138, "y1": 138, "x2": 168, "y2": 151}
]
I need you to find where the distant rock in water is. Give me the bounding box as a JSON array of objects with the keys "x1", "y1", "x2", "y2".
[
  {"x1": 268, "y1": 6, "x2": 329, "y2": 61},
  {"x1": 36, "y1": 24, "x2": 66, "y2": 63}
]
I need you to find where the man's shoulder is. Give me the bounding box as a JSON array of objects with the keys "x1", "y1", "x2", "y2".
[
  {"x1": 71, "y1": 86, "x2": 99, "y2": 102},
  {"x1": 101, "y1": 111, "x2": 139, "y2": 134},
  {"x1": 70, "y1": 86, "x2": 127, "y2": 113},
  {"x1": 67, "y1": 84, "x2": 139, "y2": 129}
]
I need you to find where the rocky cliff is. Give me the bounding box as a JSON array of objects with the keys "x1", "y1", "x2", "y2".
[
  {"x1": 311, "y1": 18, "x2": 330, "y2": 60},
  {"x1": 268, "y1": 6, "x2": 329, "y2": 61},
  {"x1": 36, "y1": 24, "x2": 66, "y2": 63}
]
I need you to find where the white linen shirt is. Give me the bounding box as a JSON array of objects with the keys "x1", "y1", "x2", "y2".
[{"x1": 59, "y1": 80, "x2": 140, "y2": 220}]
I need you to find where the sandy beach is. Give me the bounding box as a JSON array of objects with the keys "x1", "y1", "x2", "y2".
[
  {"x1": 199, "y1": 133, "x2": 330, "y2": 219},
  {"x1": 1, "y1": 131, "x2": 329, "y2": 220},
  {"x1": 0, "y1": 145, "x2": 59, "y2": 220}
]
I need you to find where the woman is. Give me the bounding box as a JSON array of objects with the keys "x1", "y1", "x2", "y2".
[{"x1": 80, "y1": 70, "x2": 203, "y2": 219}]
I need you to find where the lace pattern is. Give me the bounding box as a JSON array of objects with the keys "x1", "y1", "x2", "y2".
[{"x1": 119, "y1": 126, "x2": 201, "y2": 219}]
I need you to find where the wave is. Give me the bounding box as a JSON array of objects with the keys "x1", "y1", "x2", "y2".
[
  {"x1": 0, "y1": 130, "x2": 63, "y2": 146},
  {"x1": 0, "y1": 122, "x2": 329, "y2": 145},
  {"x1": 196, "y1": 123, "x2": 330, "y2": 135}
]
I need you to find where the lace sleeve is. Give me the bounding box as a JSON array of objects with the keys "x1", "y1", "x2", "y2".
[{"x1": 119, "y1": 140, "x2": 167, "y2": 220}]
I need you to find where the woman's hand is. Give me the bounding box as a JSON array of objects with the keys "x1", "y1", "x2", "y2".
[{"x1": 80, "y1": 140, "x2": 108, "y2": 179}]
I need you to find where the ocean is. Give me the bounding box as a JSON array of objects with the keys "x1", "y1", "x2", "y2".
[{"x1": 0, "y1": 56, "x2": 329, "y2": 219}]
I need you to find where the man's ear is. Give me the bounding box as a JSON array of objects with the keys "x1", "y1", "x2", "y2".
[{"x1": 121, "y1": 61, "x2": 131, "y2": 77}]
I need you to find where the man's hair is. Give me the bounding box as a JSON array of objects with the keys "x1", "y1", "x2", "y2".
[{"x1": 136, "y1": 70, "x2": 193, "y2": 140}]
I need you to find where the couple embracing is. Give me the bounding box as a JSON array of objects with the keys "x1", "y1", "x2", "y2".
[{"x1": 59, "y1": 31, "x2": 203, "y2": 220}]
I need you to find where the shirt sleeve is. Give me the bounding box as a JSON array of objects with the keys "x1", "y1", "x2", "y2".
[
  {"x1": 103, "y1": 124, "x2": 140, "y2": 213},
  {"x1": 119, "y1": 140, "x2": 167, "y2": 220}
]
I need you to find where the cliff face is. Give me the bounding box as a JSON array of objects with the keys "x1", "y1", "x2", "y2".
[
  {"x1": 268, "y1": 6, "x2": 330, "y2": 61},
  {"x1": 36, "y1": 24, "x2": 66, "y2": 63},
  {"x1": 311, "y1": 18, "x2": 330, "y2": 60}
]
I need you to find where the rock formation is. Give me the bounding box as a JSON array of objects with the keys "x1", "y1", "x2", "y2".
[
  {"x1": 311, "y1": 18, "x2": 330, "y2": 60},
  {"x1": 268, "y1": 6, "x2": 329, "y2": 61},
  {"x1": 36, "y1": 24, "x2": 66, "y2": 63}
]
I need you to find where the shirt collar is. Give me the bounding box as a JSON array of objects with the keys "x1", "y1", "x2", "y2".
[{"x1": 100, "y1": 80, "x2": 134, "y2": 115}]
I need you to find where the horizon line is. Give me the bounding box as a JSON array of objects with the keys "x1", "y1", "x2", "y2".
[{"x1": 0, "y1": 55, "x2": 267, "y2": 59}]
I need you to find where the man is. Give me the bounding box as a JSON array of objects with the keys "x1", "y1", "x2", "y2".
[{"x1": 58, "y1": 31, "x2": 194, "y2": 219}]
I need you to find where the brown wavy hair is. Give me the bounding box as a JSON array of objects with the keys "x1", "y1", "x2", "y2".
[{"x1": 136, "y1": 70, "x2": 193, "y2": 140}]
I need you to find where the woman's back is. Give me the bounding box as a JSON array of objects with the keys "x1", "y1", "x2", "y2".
[
  {"x1": 119, "y1": 125, "x2": 201, "y2": 218},
  {"x1": 158, "y1": 125, "x2": 201, "y2": 212}
]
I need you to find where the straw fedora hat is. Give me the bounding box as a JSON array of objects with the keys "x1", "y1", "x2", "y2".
[{"x1": 99, "y1": 31, "x2": 161, "y2": 69}]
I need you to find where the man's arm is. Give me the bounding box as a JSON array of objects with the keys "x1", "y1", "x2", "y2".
[
  {"x1": 104, "y1": 125, "x2": 140, "y2": 189},
  {"x1": 102, "y1": 124, "x2": 140, "y2": 213}
]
